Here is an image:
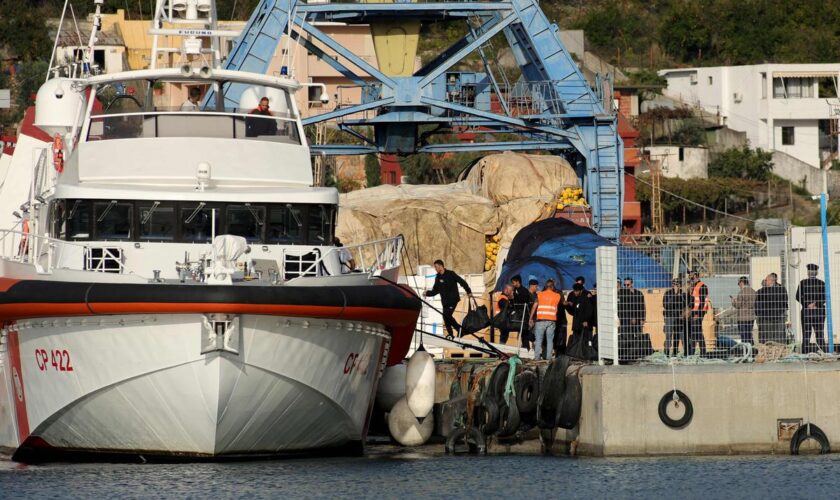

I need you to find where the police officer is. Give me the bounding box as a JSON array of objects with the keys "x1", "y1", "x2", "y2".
[{"x1": 796, "y1": 263, "x2": 826, "y2": 353}]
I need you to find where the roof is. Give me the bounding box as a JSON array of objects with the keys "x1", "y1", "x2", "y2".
[{"x1": 53, "y1": 25, "x2": 124, "y2": 47}]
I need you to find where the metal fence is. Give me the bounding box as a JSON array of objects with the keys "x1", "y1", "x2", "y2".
[{"x1": 597, "y1": 229, "x2": 840, "y2": 365}]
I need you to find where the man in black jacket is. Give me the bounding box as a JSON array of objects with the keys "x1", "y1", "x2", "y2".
[
  {"x1": 662, "y1": 279, "x2": 690, "y2": 356},
  {"x1": 755, "y1": 273, "x2": 788, "y2": 344},
  {"x1": 796, "y1": 263, "x2": 826, "y2": 353},
  {"x1": 424, "y1": 259, "x2": 472, "y2": 338},
  {"x1": 565, "y1": 283, "x2": 595, "y2": 360}
]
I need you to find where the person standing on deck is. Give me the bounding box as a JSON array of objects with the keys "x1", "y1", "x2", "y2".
[
  {"x1": 796, "y1": 264, "x2": 826, "y2": 353},
  {"x1": 424, "y1": 259, "x2": 472, "y2": 339},
  {"x1": 755, "y1": 273, "x2": 788, "y2": 344},
  {"x1": 663, "y1": 279, "x2": 690, "y2": 356},
  {"x1": 731, "y1": 276, "x2": 756, "y2": 345},
  {"x1": 524, "y1": 278, "x2": 539, "y2": 351},
  {"x1": 529, "y1": 279, "x2": 561, "y2": 360},
  {"x1": 688, "y1": 270, "x2": 710, "y2": 355}
]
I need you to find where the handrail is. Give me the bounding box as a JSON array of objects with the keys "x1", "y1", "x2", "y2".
[
  {"x1": 89, "y1": 110, "x2": 298, "y2": 122},
  {"x1": 296, "y1": 235, "x2": 404, "y2": 279},
  {"x1": 0, "y1": 230, "x2": 125, "y2": 274}
]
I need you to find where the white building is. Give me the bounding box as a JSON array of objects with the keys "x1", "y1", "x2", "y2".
[{"x1": 659, "y1": 64, "x2": 840, "y2": 169}]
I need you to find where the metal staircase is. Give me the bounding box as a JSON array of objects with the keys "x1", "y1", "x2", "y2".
[{"x1": 218, "y1": 0, "x2": 624, "y2": 241}]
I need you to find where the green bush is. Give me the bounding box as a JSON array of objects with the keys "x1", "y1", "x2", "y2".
[
  {"x1": 364, "y1": 154, "x2": 381, "y2": 188},
  {"x1": 708, "y1": 146, "x2": 773, "y2": 181}
]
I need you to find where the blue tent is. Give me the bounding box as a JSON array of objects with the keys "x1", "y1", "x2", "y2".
[{"x1": 496, "y1": 219, "x2": 671, "y2": 291}]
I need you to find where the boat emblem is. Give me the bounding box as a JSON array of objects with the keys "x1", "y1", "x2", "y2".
[{"x1": 12, "y1": 367, "x2": 23, "y2": 402}]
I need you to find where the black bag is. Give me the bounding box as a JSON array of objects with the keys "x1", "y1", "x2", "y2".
[{"x1": 461, "y1": 297, "x2": 490, "y2": 335}]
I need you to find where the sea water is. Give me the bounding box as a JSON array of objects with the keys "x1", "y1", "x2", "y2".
[{"x1": 2, "y1": 450, "x2": 836, "y2": 499}]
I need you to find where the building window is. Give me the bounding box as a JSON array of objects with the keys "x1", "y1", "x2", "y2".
[
  {"x1": 773, "y1": 77, "x2": 815, "y2": 99},
  {"x1": 781, "y1": 126, "x2": 795, "y2": 145},
  {"x1": 708, "y1": 76, "x2": 713, "y2": 85},
  {"x1": 761, "y1": 73, "x2": 767, "y2": 99},
  {"x1": 818, "y1": 77, "x2": 838, "y2": 98}
]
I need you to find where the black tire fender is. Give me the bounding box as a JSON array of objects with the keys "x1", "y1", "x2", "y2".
[
  {"x1": 445, "y1": 426, "x2": 487, "y2": 455},
  {"x1": 790, "y1": 423, "x2": 830, "y2": 455},
  {"x1": 515, "y1": 370, "x2": 539, "y2": 415},
  {"x1": 476, "y1": 398, "x2": 500, "y2": 435},
  {"x1": 658, "y1": 390, "x2": 693, "y2": 429},
  {"x1": 497, "y1": 399, "x2": 521, "y2": 437},
  {"x1": 488, "y1": 363, "x2": 510, "y2": 400},
  {"x1": 556, "y1": 372, "x2": 582, "y2": 430},
  {"x1": 536, "y1": 356, "x2": 569, "y2": 429}
]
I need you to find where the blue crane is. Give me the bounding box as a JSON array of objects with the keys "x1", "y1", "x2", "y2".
[{"x1": 217, "y1": 0, "x2": 624, "y2": 241}]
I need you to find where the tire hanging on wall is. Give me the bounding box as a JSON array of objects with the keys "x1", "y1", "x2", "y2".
[
  {"x1": 475, "y1": 398, "x2": 500, "y2": 435},
  {"x1": 445, "y1": 426, "x2": 487, "y2": 455},
  {"x1": 658, "y1": 390, "x2": 694, "y2": 429},
  {"x1": 497, "y1": 399, "x2": 521, "y2": 437},
  {"x1": 488, "y1": 363, "x2": 510, "y2": 400},
  {"x1": 790, "y1": 423, "x2": 830, "y2": 455},
  {"x1": 556, "y1": 372, "x2": 582, "y2": 430},
  {"x1": 537, "y1": 356, "x2": 569, "y2": 429},
  {"x1": 514, "y1": 370, "x2": 539, "y2": 415}
]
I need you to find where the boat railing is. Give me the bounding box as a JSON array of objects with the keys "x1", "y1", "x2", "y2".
[
  {"x1": 0, "y1": 229, "x2": 125, "y2": 275},
  {"x1": 86, "y1": 111, "x2": 301, "y2": 144},
  {"x1": 296, "y1": 235, "x2": 404, "y2": 279}
]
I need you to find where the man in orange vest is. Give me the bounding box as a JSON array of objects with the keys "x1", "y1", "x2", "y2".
[
  {"x1": 529, "y1": 278, "x2": 562, "y2": 360},
  {"x1": 688, "y1": 270, "x2": 710, "y2": 355}
]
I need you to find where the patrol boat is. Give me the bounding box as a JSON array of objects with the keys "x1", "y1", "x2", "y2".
[{"x1": 0, "y1": 1, "x2": 419, "y2": 462}]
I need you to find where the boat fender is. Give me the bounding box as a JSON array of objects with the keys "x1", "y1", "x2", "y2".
[
  {"x1": 376, "y1": 362, "x2": 407, "y2": 412},
  {"x1": 555, "y1": 372, "x2": 582, "y2": 430},
  {"x1": 658, "y1": 390, "x2": 694, "y2": 429},
  {"x1": 496, "y1": 399, "x2": 521, "y2": 437},
  {"x1": 488, "y1": 362, "x2": 510, "y2": 400},
  {"x1": 514, "y1": 370, "x2": 539, "y2": 415},
  {"x1": 475, "y1": 398, "x2": 500, "y2": 435},
  {"x1": 405, "y1": 348, "x2": 435, "y2": 418},
  {"x1": 387, "y1": 397, "x2": 434, "y2": 446},
  {"x1": 790, "y1": 423, "x2": 830, "y2": 455},
  {"x1": 445, "y1": 426, "x2": 486, "y2": 455},
  {"x1": 536, "y1": 357, "x2": 568, "y2": 429}
]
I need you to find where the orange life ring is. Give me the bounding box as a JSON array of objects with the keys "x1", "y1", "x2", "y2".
[{"x1": 52, "y1": 134, "x2": 64, "y2": 173}]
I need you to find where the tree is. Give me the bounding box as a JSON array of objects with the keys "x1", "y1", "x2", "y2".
[
  {"x1": 658, "y1": 0, "x2": 712, "y2": 63},
  {"x1": 400, "y1": 154, "x2": 433, "y2": 184},
  {"x1": 0, "y1": 1, "x2": 52, "y2": 61},
  {"x1": 708, "y1": 146, "x2": 773, "y2": 181},
  {"x1": 364, "y1": 154, "x2": 381, "y2": 188}
]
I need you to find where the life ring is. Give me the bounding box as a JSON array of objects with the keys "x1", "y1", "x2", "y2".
[
  {"x1": 53, "y1": 134, "x2": 64, "y2": 173},
  {"x1": 790, "y1": 423, "x2": 830, "y2": 455},
  {"x1": 514, "y1": 370, "x2": 539, "y2": 414},
  {"x1": 475, "y1": 398, "x2": 500, "y2": 435},
  {"x1": 658, "y1": 390, "x2": 694, "y2": 429},
  {"x1": 556, "y1": 372, "x2": 582, "y2": 430},
  {"x1": 445, "y1": 426, "x2": 487, "y2": 455},
  {"x1": 536, "y1": 356, "x2": 568, "y2": 429},
  {"x1": 496, "y1": 399, "x2": 521, "y2": 437}
]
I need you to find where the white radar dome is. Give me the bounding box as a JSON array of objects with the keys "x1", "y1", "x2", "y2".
[
  {"x1": 238, "y1": 86, "x2": 290, "y2": 115},
  {"x1": 34, "y1": 78, "x2": 86, "y2": 136}
]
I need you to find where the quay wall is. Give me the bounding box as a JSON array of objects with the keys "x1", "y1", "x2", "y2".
[{"x1": 563, "y1": 362, "x2": 840, "y2": 456}]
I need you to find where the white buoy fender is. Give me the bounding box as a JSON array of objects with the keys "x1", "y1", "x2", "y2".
[
  {"x1": 405, "y1": 349, "x2": 435, "y2": 418},
  {"x1": 387, "y1": 397, "x2": 434, "y2": 446},
  {"x1": 376, "y1": 362, "x2": 407, "y2": 411}
]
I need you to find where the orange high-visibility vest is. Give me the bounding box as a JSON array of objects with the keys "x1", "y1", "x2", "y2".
[
  {"x1": 692, "y1": 281, "x2": 710, "y2": 311},
  {"x1": 536, "y1": 290, "x2": 561, "y2": 320}
]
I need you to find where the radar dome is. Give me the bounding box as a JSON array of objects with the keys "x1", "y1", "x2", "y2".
[{"x1": 34, "y1": 78, "x2": 86, "y2": 136}]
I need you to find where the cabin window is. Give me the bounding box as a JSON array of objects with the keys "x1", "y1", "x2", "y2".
[
  {"x1": 226, "y1": 204, "x2": 265, "y2": 242},
  {"x1": 94, "y1": 201, "x2": 132, "y2": 240},
  {"x1": 138, "y1": 201, "x2": 176, "y2": 241},
  {"x1": 181, "y1": 202, "x2": 221, "y2": 242},
  {"x1": 267, "y1": 205, "x2": 304, "y2": 244},
  {"x1": 307, "y1": 204, "x2": 335, "y2": 245},
  {"x1": 64, "y1": 200, "x2": 91, "y2": 240}
]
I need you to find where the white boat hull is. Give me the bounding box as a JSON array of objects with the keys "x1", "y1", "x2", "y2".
[{"x1": 0, "y1": 313, "x2": 390, "y2": 460}]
